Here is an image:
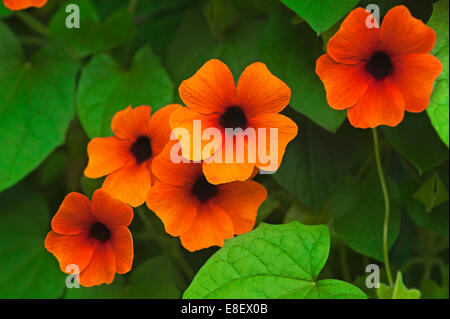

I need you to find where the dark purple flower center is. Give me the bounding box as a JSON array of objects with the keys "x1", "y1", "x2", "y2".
[
  {"x1": 366, "y1": 51, "x2": 393, "y2": 80},
  {"x1": 192, "y1": 175, "x2": 218, "y2": 202},
  {"x1": 89, "y1": 222, "x2": 111, "y2": 242},
  {"x1": 219, "y1": 106, "x2": 247, "y2": 130},
  {"x1": 130, "y1": 136, "x2": 152, "y2": 164}
]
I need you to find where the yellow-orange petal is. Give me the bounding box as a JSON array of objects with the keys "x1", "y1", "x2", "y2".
[
  {"x1": 202, "y1": 160, "x2": 255, "y2": 185},
  {"x1": 78, "y1": 242, "x2": 116, "y2": 287},
  {"x1": 236, "y1": 62, "x2": 291, "y2": 116},
  {"x1": 316, "y1": 54, "x2": 370, "y2": 110},
  {"x1": 327, "y1": 7, "x2": 380, "y2": 64},
  {"x1": 213, "y1": 181, "x2": 267, "y2": 235},
  {"x1": 179, "y1": 202, "x2": 234, "y2": 252},
  {"x1": 146, "y1": 183, "x2": 198, "y2": 236},
  {"x1": 111, "y1": 105, "x2": 152, "y2": 141},
  {"x1": 102, "y1": 161, "x2": 151, "y2": 207},
  {"x1": 51, "y1": 193, "x2": 96, "y2": 235},
  {"x1": 178, "y1": 59, "x2": 237, "y2": 114},
  {"x1": 148, "y1": 104, "x2": 183, "y2": 156},
  {"x1": 91, "y1": 189, "x2": 134, "y2": 229},
  {"x1": 170, "y1": 107, "x2": 222, "y2": 162},
  {"x1": 380, "y1": 5, "x2": 437, "y2": 56},
  {"x1": 109, "y1": 227, "x2": 133, "y2": 274},
  {"x1": 391, "y1": 53, "x2": 443, "y2": 113},
  {"x1": 347, "y1": 78, "x2": 405, "y2": 128},
  {"x1": 44, "y1": 231, "x2": 95, "y2": 274},
  {"x1": 249, "y1": 113, "x2": 298, "y2": 172},
  {"x1": 84, "y1": 136, "x2": 132, "y2": 179},
  {"x1": 4, "y1": 0, "x2": 46, "y2": 10},
  {"x1": 151, "y1": 141, "x2": 203, "y2": 186}
]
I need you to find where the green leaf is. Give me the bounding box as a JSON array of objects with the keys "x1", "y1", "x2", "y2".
[
  {"x1": 382, "y1": 113, "x2": 448, "y2": 175},
  {"x1": 203, "y1": 0, "x2": 241, "y2": 39},
  {"x1": 0, "y1": 187, "x2": 65, "y2": 298},
  {"x1": 123, "y1": 256, "x2": 180, "y2": 298},
  {"x1": 77, "y1": 46, "x2": 174, "y2": 138},
  {"x1": 0, "y1": 2, "x2": 11, "y2": 18},
  {"x1": 259, "y1": 8, "x2": 346, "y2": 132},
  {"x1": 413, "y1": 173, "x2": 449, "y2": 212},
  {"x1": 0, "y1": 22, "x2": 78, "y2": 192},
  {"x1": 49, "y1": 0, "x2": 135, "y2": 58},
  {"x1": 183, "y1": 222, "x2": 366, "y2": 299},
  {"x1": 255, "y1": 198, "x2": 279, "y2": 225},
  {"x1": 280, "y1": 0, "x2": 359, "y2": 35},
  {"x1": 377, "y1": 272, "x2": 421, "y2": 299},
  {"x1": 402, "y1": 181, "x2": 449, "y2": 237},
  {"x1": 427, "y1": 0, "x2": 449, "y2": 147},
  {"x1": 332, "y1": 177, "x2": 401, "y2": 261},
  {"x1": 420, "y1": 277, "x2": 449, "y2": 299},
  {"x1": 65, "y1": 277, "x2": 125, "y2": 299},
  {"x1": 165, "y1": 8, "x2": 263, "y2": 89}
]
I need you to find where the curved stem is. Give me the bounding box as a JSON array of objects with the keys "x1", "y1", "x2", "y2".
[
  {"x1": 16, "y1": 12, "x2": 49, "y2": 37},
  {"x1": 372, "y1": 128, "x2": 394, "y2": 286}
]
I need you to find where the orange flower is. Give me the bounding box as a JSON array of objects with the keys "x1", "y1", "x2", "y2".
[
  {"x1": 84, "y1": 104, "x2": 181, "y2": 207},
  {"x1": 316, "y1": 6, "x2": 442, "y2": 128},
  {"x1": 170, "y1": 59, "x2": 298, "y2": 184},
  {"x1": 3, "y1": 0, "x2": 46, "y2": 10},
  {"x1": 45, "y1": 190, "x2": 134, "y2": 287},
  {"x1": 146, "y1": 141, "x2": 267, "y2": 252}
]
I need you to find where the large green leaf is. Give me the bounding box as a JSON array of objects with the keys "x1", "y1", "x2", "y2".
[
  {"x1": 49, "y1": 0, "x2": 135, "y2": 58},
  {"x1": 165, "y1": 8, "x2": 263, "y2": 89},
  {"x1": 259, "y1": 9, "x2": 346, "y2": 132},
  {"x1": 0, "y1": 22, "x2": 78, "y2": 192},
  {"x1": 77, "y1": 46, "x2": 174, "y2": 138},
  {"x1": 280, "y1": 0, "x2": 359, "y2": 34},
  {"x1": 427, "y1": 0, "x2": 449, "y2": 147},
  {"x1": 183, "y1": 222, "x2": 366, "y2": 299},
  {"x1": 0, "y1": 187, "x2": 65, "y2": 298},
  {"x1": 382, "y1": 113, "x2": 448, "y2": 175},
  {"x1": 377, "y1": 272, "x2": 421, "y2": 299},
  {"x1": 332, "y1": 177, "x2": 401, "y2": 261},
  {"x1": 0, "y1": 2, "x2": 11, "y2": 18}
]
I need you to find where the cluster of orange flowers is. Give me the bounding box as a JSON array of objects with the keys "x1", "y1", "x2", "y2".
[{"x1": 40, "y1": 5, "x2": 441, "y2": 287}]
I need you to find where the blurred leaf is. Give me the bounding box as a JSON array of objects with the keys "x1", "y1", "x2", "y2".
[
  {"x1": 332, "y1": 177, "x2": 401, "y2": 261},
  {"x1": 280, "y1": 0, "x2": 359, "y2": 34},
  {"x1": 382, "y1": 113, "x2": 448, "y2": 175},
  {"x1": 49, "y1": 0, "x2": 135, "y2": 58},
  {"x1": 0, "y1": 2, "x2": 11, "y2": 18},
  {"x1": 259, "y1": 8, "x2": 346, "y2": 132},
  {"x1": 413, "y1": 173, "x2": 449, "y2": 212},
  {"x1": 65, "y1": 277, "x2": 125, "y2": 298},
  {"x1": 203, "y1": 0, "x2": 241, "y2": 39},
  {"x1": 124, "y1": 256, "x2": 180, "y2": 298},
  {"x1": 420, "y1": 277, "x2": 449, "y2": 299},
  {"x1": 80, "y1": 175, "x2": 104, "y2": 198},
  {"x1": 427, "y1": 0, "x2": 449, "y2": 147},
  {"x1": 77, "y1": 46, "x2": 174, "y2": 138},
  {"x1": 184, "y1": 222, "x2": 366, "y2": 299},
  {"x1": 166, "y1": 9, "x2": 263, "y2": 88},
  {"x1": 255, "y1": 198, "x2": 279, "y2": 225},
  {"x1": 402, "y1": 181, "x2": 449, "y2": 237},
  {"x1": 0, "y1": 22, "x2": 78, "y2": 192},
  {"x1": 0, "y1": 187, "x2": 65, "y2": 298},
  {"x1": 377, "y1": 272, "x2": 421, "y2": 299}
]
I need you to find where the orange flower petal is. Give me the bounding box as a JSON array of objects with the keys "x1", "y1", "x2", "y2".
[
  {"x1": 178, "y1": 59, "x2": 237, "y2": 114},
  {"x1": 4, "y1": 0, "x2": 46, "y2": 10},
  {"x1": 51, "y1": 193, "x2": 96, "y2": 235},
  {"x1": 148, "y1": 104, "x2": 183, "y2": 156},
  {"x1": 84, "y1": 136, "x2": 132, "y2": 179},
  {"x1": 236, "y1": 62, "x2": 291, "y2": 117},
  {"x1": 202, "y1": 160, "x2": 255, "y2": 185},
  {"x1": 347, "y1": 79, "x2": 405, "y2": 128},
  {"x1": 327, "y1": 7, "x2": 380, "y2": 64},
  {"x1": 91, "y1": 189, "x2": 134, "y2": 228},
  {"x1": 316, "y1": 54, "x2": 370, "y2": 110},
  {"x1": 391, "y1": 54, "x2": 443, "y2": 113},
  {"x1": 44, "y1": 231, "x2": 95, "y2": 273},
  {"x1": 78, "y1": 242, "x2": 116, "y2": 287},
  {"x1": 380, "y1": 5, "x2": 437, "y2": 56},
  {"x1": 109, "y1": 227, "x2": 133, "y2": 274},
  {"x1": 179, "y1": 202, "x2": 234, "y2": 252},
  {"x1": 151, "y1": 141, "x2": 203, "y2": 186},
  {"x1": 170, "y1": 107, "x2": 222, "y2": 162},
  {"x1": 146, "y1": 183, "x2": 198, "y2": 236},
  {"x1": 111, "y1": 105, "x2": 151, "y2": 141},
  {"x1": 102, "y1": 161, "x2": 151, "y2": 207},
  {"x1": 249, "y1": 113, "x2": 298, "y2": 172},
  {"x1": 213, "y1": 181, "x2": 267, "y2": 235}
]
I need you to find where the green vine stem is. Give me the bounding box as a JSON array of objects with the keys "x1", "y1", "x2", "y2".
[
  {"x1": 372, "y1": 128, "x2": 394, "y2": 286},
  {"x1": 15, "y1": 12, "x2": 49, "y2": 37}
]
